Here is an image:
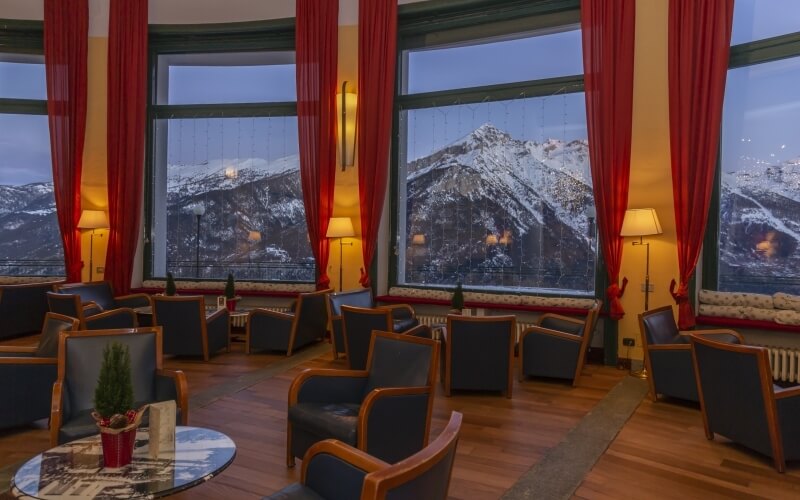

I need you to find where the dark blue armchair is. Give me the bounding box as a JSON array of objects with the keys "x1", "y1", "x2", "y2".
[
  {"x1": 267, "y1": 411, "x2": 462, "y2": 500},
  {"x1": 247, "y1": 289, "x2": 330, "y2": 356},
  {"x1": 0, "y1": 312, "x2": 78, "y2": 430},
  {"x1": 152, "y1": 295, "x2": 229, "y2": 361},
  {"x1": 691, "y1": 334, "x2": 800, "y2": 472},
  {"x1": 286, "y1": 331, "x2": 439, "y2": 467},
  {"x1": 47, "y1": 291, "x2": 137, "y2": 330}
]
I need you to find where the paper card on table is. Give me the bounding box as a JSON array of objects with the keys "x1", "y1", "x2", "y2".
[
  {"x1": 148, "y1": 400, "x2": 176, "y2": 458},
  {"x1": 217, "y1": 296, "x2": 227, "y2": 310}
]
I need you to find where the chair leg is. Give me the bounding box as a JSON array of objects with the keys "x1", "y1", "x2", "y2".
[{"x1": 286, "y1": 423, "x2": 295, "y2": 468}]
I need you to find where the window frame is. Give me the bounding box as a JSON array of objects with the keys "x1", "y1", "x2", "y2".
[
  {"x1": 702, "y1": 30, "x2": 800, "y2": 293},
  {"x1": 144, "y1": 19, "x2": 311, "y2": 283},
  {"x1": 389, "y1": 0, "x2": 602, "y2": 298}
]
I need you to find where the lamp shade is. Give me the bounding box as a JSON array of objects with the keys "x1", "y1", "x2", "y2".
[
  {"x1": 247, "y1": 230, "x2": 262, "y2": 242},
  {"x1": 620, "y1": 208, "x2": 663, "y2": 237},
  {"x1": 412, "y1": 233, "x2": 426, "y2": 245},
  {"x1": 78, "y1": 210, "x2": 109, "y2": 229},
  {"x1": 326, "y1": 217, "x2": 355, "y2": 238},
  {"x1": 337, "y1": 81, "x2": 357, "y2": 168}
]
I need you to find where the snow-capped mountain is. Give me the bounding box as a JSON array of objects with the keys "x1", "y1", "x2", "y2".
[
  {"x1": 404, "y1": 123, "x2": 595, "y2": 290},
  {"x1": 0, "y1": 182, "x2": 64, "y2": 274}
]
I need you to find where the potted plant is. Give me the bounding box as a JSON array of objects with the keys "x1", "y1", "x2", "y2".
[
  {"x1": 165, "y1": 272, "x2": 177, "y2": 296},
  {"x1": 92, "y1": 342, "x2": 146, "y2": 468},
  {"x1": 224, "y1": 272, "x2": 240, "y2": 311},
  {"x1": 451, "y1": 282, "x2": 465, "y2": 314}
]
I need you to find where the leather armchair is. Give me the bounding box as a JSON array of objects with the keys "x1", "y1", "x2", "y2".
[
  {"x1": 267, "y1": 411, "x2": 462, "y2": 500},
  {"x1": 47, "y1": 291, "x2": 137, "y2": 330},
  {"x1": 247, "y1": 289, "x2": 331, "y2": 356},
  {"x1": 53, "y1": 281, "x2": 151, "y2": 311},
  {"x1": 640, "y1": 305, "x2": 743, "y2": 402},
  {"x1": 444, "y1": 314, "x2": 516, "y2": 398},
  {"x1": 50, "y1": 327, "x2": 188, "y2": 446},
  {"x1": 519, "y1": 300, "x2": 602, "y2": 386},
  {"x1": 340, "y1": 306, "x2": 393, "y2": 370},
  {"x1": 152, "y1": 295, "x2": 229, "y2": 361},
  {"x1": 0, "y1": 281, "x2": 65, "y2": 340},
  {"x1": 0, "y1": 313, "x2": 78, "y2": 430},
  {"x1": 287, "y1": 331, "x2": 439, "y2": 467},
  {"x1": 327, "y1": 289, "x2": 418, "y2": 359},
  {"x1": 691, "y1": 335, "x2": 800, "y2": 472}
]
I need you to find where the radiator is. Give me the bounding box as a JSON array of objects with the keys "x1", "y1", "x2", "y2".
[
  {"x1": 230, "y1": 306, "x2": 291, "y2": 329},
  {"x1": 763, "y1": 346, "x2": 800, "y2": 383},
  {"x1": 416, "y1": 314, "x2": 535, "y2": 339}
]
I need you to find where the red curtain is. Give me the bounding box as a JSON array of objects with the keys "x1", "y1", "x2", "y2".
[
  {"x1": 105, "y1": 0, "x2": 148, "y2": 295},
  {"x1": 296, "y1": 0, "x2": 338, "y2": 290},
  {"x1": 44, "y1": 0, "x2": 88, "y2": 283},
  {"x1": 356, "y1": 0, "x2": 397, "y2": 287},
  {"x1": 581, "y1": 0, "x2": 636, "y2": 319},
  {"x1": 668, "y1": 0, "x2": 733, "y2": 328}
]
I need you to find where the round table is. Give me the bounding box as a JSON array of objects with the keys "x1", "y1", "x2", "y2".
[{"x1": 11, "y1": 426, "x2": 236, "y2": 499}]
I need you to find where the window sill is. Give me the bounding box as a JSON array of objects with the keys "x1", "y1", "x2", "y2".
[
  {"x1": 696, "y1": 315, "x2": 800, "y2": 334},
  {"x1": 137, "y1": 279, "x2": 315, "y2": 297}
]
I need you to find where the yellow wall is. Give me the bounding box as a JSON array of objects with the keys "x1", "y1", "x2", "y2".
[{"x1": 79, "y1": 37, "x2": 109, "y2": 283}]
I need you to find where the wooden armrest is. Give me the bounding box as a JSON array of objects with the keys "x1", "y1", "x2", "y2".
[
  {"x1": 774, "y1": 385, "x2": 800, "y2": 400},
  {"x1": 680, "y1": 329, "x2": 744, "y2": 343},
  {"x1": 0, "y1": 356, "x2": 56, "y2": 365},
  {"x1": 157, "y1": 368, "x2": 189, "y2": 424},
  {"x1": 648, "y1": 344, "x2": 691, "y2": 351},
  {"x1": 50, "y1": 381, "x2": 64, "y2": 447},
  {"x1": 383, "y1": 303, "x2": 416, "y2": 318},
  {"x1": 249, "y1": 308, "x2": 294, "y2": 322},
  {"x1": 361, "y1": 386, "x2": 430, "y2": 415},
  {"x1": 116, "y1": 292, "x2": 151, "y2": 302},
  {"x1": 289, "y1": 368, "x2": 369, "y2": 405},
  {"x1": 0, "y1": 345, "x2": 37, "y2": 354},
  {"x1": 207, "y1": 308, "x2": 228, "y2": 323},
  {"x1": 538, "y1": 312, "x2": 584, "y2": 326},
  {"x1": 82, "y1": 300, "x2": 103, "y2": 311},
  {"x1": 301, "y1": 439, "x2": 388, "y2": 484},
  {"x1": 520, "y1": 325, "x2": 582, "y2": 343}
]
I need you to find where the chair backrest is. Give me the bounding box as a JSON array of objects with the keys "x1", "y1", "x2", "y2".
[
  {"x1": 85, "y1": 309, "x2": 138, "y2": 330},
  {"x1": 446, "y1": 314, "x2": 516, "y2": 395},
  {"x1": 328, "y1": 288, "x2": 374, "y2": 317},
  {"x1": 342, "y1": 306, "x2": 393, "y2": 370},
  {"x1": 47, "y1": 291, "x2": 83, "y2": 321},
  {"x1": 55, "y1": 281, "x2": 116, "y2": 311},
  {"x1": 639, "y1": 305, "x2": 681, "y2": 346},
  {"x1": 0, "y1": 281, "x2": 64, "y2": 339},
  {"x1": 364, "y1": 331, "x2": 438, "y2": 395},
  {"x1": 362, "y1": 411, "x2": 463, "y2": 500},
  {"x1": 291, "y1": 289, "x2": 331, "y2": 350},
  {"x1": 35, "y1": 312, "x2": 80, "y2": 357},
  {"x1": 152, "y1": 295, "x2": 205, "y2": 356},
  {"x1": 690, "y1": 335, "x2": 777, "y2": 459},
  {"x1": 57, "y1": 328, "x2": 162, "y2": 419}
]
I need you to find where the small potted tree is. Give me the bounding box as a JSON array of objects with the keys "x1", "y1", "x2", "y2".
[
  {"x1": 450, "y1": 282, "x2": 465, "y2": 315},
  {"x1": 92, "y1": 342, "x2": 146, "y2": 468},
  {"x1": 165, "y1": 272, "x2": 177, "y2": 296},
  {"x1": 224, "y1": 272, "x2": 240, "y2": 311}
]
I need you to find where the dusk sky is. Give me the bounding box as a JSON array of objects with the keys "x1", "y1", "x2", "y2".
[{"x1": 1, "y1": 3, "x2": 800, "y2": 185}]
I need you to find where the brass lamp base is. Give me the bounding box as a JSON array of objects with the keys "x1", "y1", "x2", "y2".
[{"x1": 631, "y1": 367, "x2": 648, "y2": 380}]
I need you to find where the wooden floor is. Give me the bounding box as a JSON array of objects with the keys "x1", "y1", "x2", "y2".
[{"x1": 1, "y1": 334, "x2": 799, "y2": 499}]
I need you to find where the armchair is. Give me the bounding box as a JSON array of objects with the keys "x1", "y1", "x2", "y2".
[
  {"x1": 444, "y1": 314, "x2": 516, "y2": 398},
  {"x1": 0, "y1": 280, "x2": 64, "y2": 340},
  {"x1": 0, "y1": 313, "x2": 78, "y2": 430},
  {"x1": 152, "y1": 295, "x2": 229, "y2": 361},
  {"x1": 519, "y1": 300, "x2": 601, "y2": 385},
  {"x1": 247, "y1": 289, "x2": 330, "y2": 356},
  {"x1": 53, "y1": 280, "x2": 150, "y2": 311},
  {"x1": 50, "y1": 327, "x2": 188, "y2": 446},
  {"x1": 640, "y1": 305, "x2": 743, "y2": 402},
  {"x1": 691, "y1": 335, "x2": 800, "y2": 472},
  {"x1": 267, "y1": 411, "x2": 462, "y2": 500},
  {"x1": 341, "y1": 306, "x2": 392, "y2": 370},
  {"x1": 327, "y1": 289, "x2": 418, "y2": 359},
  {"x1": 287, "y1": 331, "x2": 439, "y2": 467},
  {"x1": 47, "y1": 291, "x2": 137, "y2": 329}
]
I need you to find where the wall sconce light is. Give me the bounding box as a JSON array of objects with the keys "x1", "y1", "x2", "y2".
[
  {"x1": 78, "y1": 209, "x2": 109, "y2": 282},
  {"x1": 337, "y1": 81, "x2": 357, "y2": 171},
  {"x1": 247, "y1": 230, "x2": 262, "y2": 242},
  {"x1": 412, "y1": 233, "x2": 426, "y2": 245}
]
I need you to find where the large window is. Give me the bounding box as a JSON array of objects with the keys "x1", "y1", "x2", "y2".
[
  {"x1": 708, "y1": 5, "x2": 800, "y2": 294},
  {"x1": 147, "y1": 23, "x2": 313, "y2": 282},
  {"x1": 394, "y1": 1, "x2": 594, "y2": 294},
  {"x1": 0, "y1": 22, "x2": 64, "y2": 276}
]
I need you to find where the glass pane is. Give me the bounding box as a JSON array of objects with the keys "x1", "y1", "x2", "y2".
[
  {"x1": 398, "y1": 92, "x2": 595, "y2": 294},
  {"x1": 0, "y1": 114, "x2": 64, "y2": 276},
  {"x1": 150, "y1": 116, "x2": 313, "y2": 281},
  {"x1": 732, "y1": 0, "x2": 800, "y2": 46},
  {"x1": 159, "y1": 52, "x2": 296, "y2": 104},
  {"x1": 0, "y1": 59, "x2": 47, "y2": 100},
  {"x1": 719, "y1": 56, "x2": 800, "y2": 293},
  {"x1": 405, "y1": 28, "x2": 582, "y2": 94}
]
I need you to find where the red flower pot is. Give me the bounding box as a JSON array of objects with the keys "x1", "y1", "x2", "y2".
[
  {"x1": 100, "y1": 427, "x2": 137, "y2": 468},
  {"x1": 226, "y1": 298, "x2": 238, "y2": 311}
]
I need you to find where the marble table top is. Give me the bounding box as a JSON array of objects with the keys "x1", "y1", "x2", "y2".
[{"x1": 11, "y1": 426, "x2": 236, "y2": 499}]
